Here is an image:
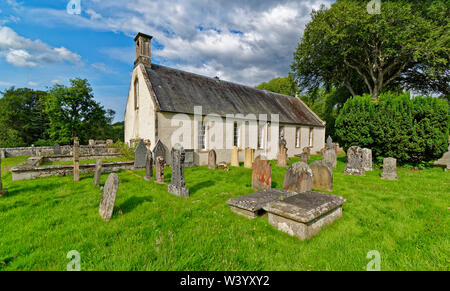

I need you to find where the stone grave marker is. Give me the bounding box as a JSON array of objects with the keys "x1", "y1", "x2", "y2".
[
  {"x1": 73, "y1": 137, "x2": 80, "y2": 182},
  {"x1": 0, "y1": 156, "x2": 8, "y2": 197},
  {"x1": 93, "y1": 159, "x2": 102, "y2": 187},
  {"x1": 326, "y1": 136, "x2": 333, "y2": 149},
  {"x1": 277, "y1": 140, "x2": 288, "y2": 167},
  {"x1": 134, "y1": 140, "x2": 147, "y2": 168},
  {"x1": 144, "y1": 149, "x2": 153, "y2": 181},
  {"x1": 283, "y1": 162, "x2": 313, "y2": 193},
  {"x1": 155, "y1": 156, "x2": 165, "y2": 184},
  {"x1": 244, "y1": 148, "x2": 255, "y2": 169},
  {"x1": 309, "y1": 160, "x2": 333, "y2": 192},
  {"x1": 99, "y1": 173, "x2": 119, "y2": 221},
  {"x1": 153, "y1": 139, "x2": 166, "y2": 160},
  {"x1": 184, "y1": 149, "x2": 195, "y2": 167},
  {"x1": 323, "y1": 148, "x2": 337, "y2": 168},
  {"x1": 381, "y1": 157, "x2": 398, "y2": 180},
  {"x1": 217, "y1": 162, "x2": 229, "y2": 171},
  {"x1": 362, "y1": 148, "x2": 373, "y2": 171},
  {"x1": 252, "y1": 156, "x2": 272, "y2": 191},
  {"x1": 344, "y1": 146, "x2": 365, "y2": 176},
  {"x1": 231, "y1": 146, "x2": 240, "y2": 167},
  {"x1": 208, "y1": 149, "x2": 217, "y2": 169},
  {"x1": 53, "y1": 143, "x2": 61, "y2": 155},
  {"x1": 168, "y1": 144, "x2": 189, "y2": 197}
]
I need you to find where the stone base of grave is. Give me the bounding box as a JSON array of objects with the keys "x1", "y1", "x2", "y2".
[
  {"x1": 381, "y1": 173, "x2": 398, "y2": 180},
  {"x1": 344, "y1": 167, "x2": 365, "y2": 176},
  {"x1": 155, "y1": 180, "x2": 165, "y2": 184},
  {"x1": 229, "y1": 205, "x2": 263, "y2": 219},
  {"x1": 0, "y1": 190, "x2": 8, "y2": 197},
  {"x1": 144, "y1": 176, "x2": 152, "y2": 181},
  {"x1": 168, "y1": 184, "x2": 190, "y2": 197},
  {"x1": 264, "y1": 191, "x2": 346, "y2": 240}
]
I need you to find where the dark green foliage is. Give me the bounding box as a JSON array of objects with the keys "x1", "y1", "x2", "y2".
[
  {"x1": 335, "y1": 92, "x2": 449, "y2": 164},
  {"x1": 255, "y1": 76, "x2": 297, "y2": 97}
]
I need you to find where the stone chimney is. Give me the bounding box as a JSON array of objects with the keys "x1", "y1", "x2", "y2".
[{"x1": 134, "y1": 32, "x2": 153, "y2": 67}]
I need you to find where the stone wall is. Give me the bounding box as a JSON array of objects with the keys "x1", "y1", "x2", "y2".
[{"x1": 0, "y1": 145, "x2": 119, "y2": 158}]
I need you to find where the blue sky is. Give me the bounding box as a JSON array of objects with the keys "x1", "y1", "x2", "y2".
[{"x1": 0, "y1": 0, "x2": 332, "y2": 122}]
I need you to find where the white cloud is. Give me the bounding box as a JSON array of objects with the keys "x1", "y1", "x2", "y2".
[
  {"x1": 0, "y1": 26, "x2": 81, "y2": 67},
  {"x1": 27, "y1": 81, "x2": 38, "y2": 86},
  {"x1": 0, "y1": 81, "x2": 14, "y2": 86}
]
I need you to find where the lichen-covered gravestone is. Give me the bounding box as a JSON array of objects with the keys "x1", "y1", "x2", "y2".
[
  {"x1": 344, "y1": 146, "x2": 365, "y2": 176},
  {"x1": 381, "y1": 157, "x2": 398, "y2": 180},
  {"x1": 152, "y1": 139, "x2": 166, "y2": 160},
  {"x1": 155, "y1": 156, "x2": 165, "y2": 184},
  {"x1": 252, "y1": 156, "x2": 272, "y2": 190},
  {"x1": 53, "y1": 143, "x2": 61, "y2": 155},
  {"x1": 244, "y1": 148, "x2": 255, "y2": 169},
  {"x1": 208, "y1": 149, "x2": 217, "y2": 170},
  {"x1": 362, "y1": 148, "x2": 373, "y2": 171},
  {"x1": 168, "y1": 144, "x2": 189, "y2": 197},
  {"x1": 134, "y1": 140, "x2": 147, "y2": 168},
  {"x1": 309, "y1": 160, "x2": 333, "y2": 192},
  {"x1": 277, "y1": 139, "x2": 288, "y2": 167},
  {"x1": 144, "y1": 149, "x2": 153, "y2": 181},
  {"x1": 0, "y1": 156, "x2": 8, "y2": 197},
  {"x1": 283, "y1": 162, "x2": 313, "y2": 193},
  {"x1": 323, "y1": 148, "x2": 337, "y2": 168},
  {"x1": 93, "y1": 159, "x2": 102, "y2": 187},
  {"x1": 99, "y1": 173, "x2": 119, "y2": 221},
  {"x1": 73, "y1": 137, "x2": 80, "y2": 182}
]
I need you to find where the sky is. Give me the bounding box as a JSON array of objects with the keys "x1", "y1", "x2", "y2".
[{"x1": 0, "y1": 0, "x2": 333, "y2": 122}]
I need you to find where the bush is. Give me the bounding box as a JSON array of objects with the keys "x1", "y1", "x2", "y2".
[
  {"x1": 110, "y1": 141, "x2": 136, "y2": 160},
  {"x1": 335, "y1": 92, "x2": 449, "y2": 165}
]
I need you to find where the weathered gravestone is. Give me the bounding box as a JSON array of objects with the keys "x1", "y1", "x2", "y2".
[
  {"x1": 362, "y1": 148, "x2": 373, "y2": 171},
  {"x1": 144, "y1": 149, "x2": 153, "y2": 181},
  {"x1": 184, "y1": 149, "x2": 195, "y2": 167},
  {"x1": 73, "y1": 137, "x2": 80, "y2": 182},
  {"x1": 152, "y1": 139, "x2": 166, "y2": 160},
  {"x1": 277, "y1": 138, "x2": 288, "y2": 167},
  {"x1": 300, "y1": 152, "x2": 309, "y2": 164},
  {"x1": 326, "y1": 136, "x2": 333, "y2": 149},
  {"x1": 323, "y1": 148, "x2": 337, "y2": 168},
  {"x1": 53, "y1": 143, "x2": 61, "y2": 155},
  {"x1": 134, "y1": 140, "x2": 147, "y2": 168},
  {"x1": 252, "y1": 156, "x2": 272, "y2": 191},
  {"x1": 99, "y1": 173, "x2": 119, "y2": 221},
  {"x1": 344, "y1": 146, "x2": 365, "y2": 176},
  {"x1": 231, "y1": 146, "x2": 240, "y2": 167},
  {"x1": 208, "y1": 149, "x2": 217, "y2": 169},
  {"x1": 168, "y1": 144, "x2": 189, "y2": 197},
  {"x1": 244, "y1": 148, "x2": 255, "y2": 169},
  {"x1": 155, "y1": 156, "x2": 165, "y2": 184},
  {"x1": 381, "y1": 157, "x2": 398, "y2": 180},
  {"x1": 309, "y1": 160, "x2": 333, "y2": 192},
  {"x1": 0, "y1": 156, "x2": 8, "y2": 197},
  {"x1": 283, "y1": 162, "x2": 313, "y2": 193},
  {"x1": 93, "y1": 159, "x2": 102, "y2": 187}
]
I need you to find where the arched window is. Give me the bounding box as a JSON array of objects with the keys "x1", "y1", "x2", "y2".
[{"x1": 134, "y1": 78, "x2": 139, "y2": 110}]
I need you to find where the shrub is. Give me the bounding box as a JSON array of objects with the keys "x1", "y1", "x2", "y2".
[
  {"x1": 335, "y1": 92, "x2": 449, "y2": 165},
  {"x1": 110, "y1": 141, "x2": 136, "y2": 160}
]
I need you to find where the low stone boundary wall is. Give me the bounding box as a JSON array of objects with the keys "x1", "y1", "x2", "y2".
[
  {"x1": 0, "y1": 145, "x2": 119, "y2": 158},
  {"x1": 43, "y1": 153, "x2": 122, "y2": 163}
]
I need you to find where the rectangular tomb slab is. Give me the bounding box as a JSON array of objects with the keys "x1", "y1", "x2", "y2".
[
  {"x1": 263, "y1": 191, "x2": 346, "y2": 240},
  {"x1": 226, "y1": 189, "x2": 297, "y2": 219}
]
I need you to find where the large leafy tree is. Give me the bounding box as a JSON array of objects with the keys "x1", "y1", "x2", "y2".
[
  {"x1": 256, "y1": 76, "x2": 298, "y2": 97},
  {"x1": 291, "y1": 0, "x2": 449, "y2": 99}
]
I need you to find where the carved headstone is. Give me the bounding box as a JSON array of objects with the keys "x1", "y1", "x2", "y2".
[
  {"x1": 208, "y1": 150, "x2": 217, "y2": 170},
  {"x1": 362, "y1": 148, "x2": 373, "y2": 171},
  {"x1": 134, "y1": 140, "x2": 147, "y2": 168},
  {"x1": 310, "y1": 160, "x2": 333, "y2": 192},
  {"x1": 231, "y1": 146, "x2": 239, "y2": 167},
  {"x1": 252, "y1": 156, "x2": 272, "y2": 191},
  {"x1": 0, "y1": 156, "x2": 8, "y2": 197},
  {"x1": 53, "y1": 143, "x2": 61, "y2": 155},
  {"x1": 94, "y1": 159, "x2": 102, "y2": 187},
  {"x1": 184, "y1": 149, "x2": 195, "y2": 167},
  {"x1": 168, "y1": 144, "x2": 189, "y2": 197},
  {"x1": 277, "y1": 142, "x2": 288, "y2": 167},
  {"x1": 144, "y1": 149, "x2": 153, "y2": 181},
  {"x1": 73, "y1": 137, "x2": 80, "y2": 182},
  {"x1": 323, "y1": 148, "x2": 337, "y2": 168},
  {"x1": 300, "y1": 152, "x2": 309, "y2": 164},
  {"x1": 381, "y1": 157, "x2": 398, "y2": 180},
  {"x1": 99, "y1": 173, "x2": 119, "y2": 221},
  {"x1": 283, "y1": 162, "x2": 313, "y2": 193},
  {"x1": 153, "y1": 139, "x2": 166, "y2": 160},
  {"x1": 155, "y1": 156, "x2": 165, "y2": 184},
  {"x1": 344, "y1": 146, "x2": 365, "y2": 176},
  {"x1": 244, "y1": 148, "x2": 255, "y2": 169},
  {"x1": 326, "y1": 136, "x2": 333, "y2": 149}
]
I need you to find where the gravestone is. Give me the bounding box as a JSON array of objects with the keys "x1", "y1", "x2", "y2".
[
  {"x1": 155, "y1": 156, "x2": 165, "y2": 184},
  {"x1": 283, "y1": 162, "x2": 313, "y2": 193},
  {"x1": 252, "y1": 156, "x2": 272, "y2": 191},
  {"x1": 217, "y1": 162, "x2": 229, "y2": 171},
  {"x1": 300, "y1": 152, "x2": 309, "y2": 164},
  {"x1": 277, "y1": 140, "x2": 288, "y2": 167},
  {"x1": 153, "y1": 139, "x2": 166, "y2": 160},
  {"x1": 0, "y1": 156, "x2": 7, "y2": 197},
  {"x1": 144, "y1": 149, "x2": 153, "y2": 181},
  {"x1": 0, "y1": 150, "x2": 5, "y2": 159},
  {"x1": 309, "y1": 160, "x2": 333, "y2": 192},
  {"x1": 326, "y1": 136, "x2": 333, "y2": 149},
  {"x1": 73, "y1": 137, "x2": 80, "y2": 182},
  {"x1": 381, "y1": 157, "x2": 398, "y2": 180},
  {"x1": 184, "y1": 149, "x2": 195, "y2": 167},
  {"x1": 323, "y1": 148, "x2": 337, "y2": 168},
  {"x1": 362, "y1": 148, "x2": 373, "y2": 171},
  {"x1": 231, "y1": 146, "x2": 239, "y2": 167},
  {"x1": 93, "y1": 159, "x2": 102, "y2": 187},
  {"x1": 244, "y1": 148, "x2": 255, "y2": 169},
  {"x1": 99, "y1": 173, "x2": 119, "y2": 221},
  {"x1": 53, "y1": 143, "x2": 61, "y2": 155},
  {"x1": 168, "y1": 144, "x2": 189, "y2": 197},
  {"x1": 134, "y1": 140, "x2": 147, "y2": 168},
  {"x1": 344, "y1": 146, "x2": 365, "y2": 176},
  {"x1": 208, "y1": 150, "x2": 217, "y2": 170}
]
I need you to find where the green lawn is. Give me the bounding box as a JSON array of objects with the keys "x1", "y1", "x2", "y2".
[
  {"x1": 40, "y1": 157, "x2": 131, "y2": 166},
  {"x1": 0, "y1": 155, "x2": 448, "y2": 271}
]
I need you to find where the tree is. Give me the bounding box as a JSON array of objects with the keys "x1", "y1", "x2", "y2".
[
  {"x1": 256, "y1": 76, "x2": 298, "y2": 97},
  {"x1": 45, "y1": 79, "x2": 115, "y2": 144},
  {"x1": 291, "y1": 0, "x2": 449, "y2": 99}
]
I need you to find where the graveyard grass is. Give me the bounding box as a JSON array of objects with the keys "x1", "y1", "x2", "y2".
[{"x1": 0, "y1": 155, "x2": 448, "y2": 271}]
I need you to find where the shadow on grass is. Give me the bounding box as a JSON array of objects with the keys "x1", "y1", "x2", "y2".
[
  {"x1": 337, "y1": 156, "x2": 347, "y2": 164},
  {"x1": 190, "y1": 180, "x2": 215, "y2": 195},
  {"x1": 118, "y1": 196, "x2": 153, "y2": 214}
]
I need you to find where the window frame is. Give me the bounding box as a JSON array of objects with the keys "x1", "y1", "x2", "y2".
[{"x1": 295, "y1": 127, "x2": 301, "y2": 148}]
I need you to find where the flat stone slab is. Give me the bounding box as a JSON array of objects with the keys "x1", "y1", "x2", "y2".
[
  {"x1": 226, "y1": 189, "x2": 297, "y2": 218},
  {"x1": 263, "y1": 191, "x2": 346, "y2": 240}
]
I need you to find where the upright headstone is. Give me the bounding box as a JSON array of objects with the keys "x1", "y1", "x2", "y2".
[
  {"x1": 323, "y1": 148, "x2": 337, "y2": 168},
  {"x1": 283, "y1": 162, "x2": 313, "y2": 193},
  {"x1": 381, "y1": 157, "x2": 398, "y2": 180},
  {"x1": 309, "y1": 160, "x2": 333, "y2": 192},
  {"x1": 184, "y1": 149, "x2": 195, "y2": 167},
  {"x1": 0, "y1": 156, "x2": 8, "y2": 197},
  {"x1": 31, "y1": 144, "x2": 36, "y2": 156},
  {"x1": 231, "y1": 146, "x2": 239, "y2": 167},
  {"x1": 326, "y1": 136, "x2": 333, "y2": 149},
  {"x1": 168, "y1": 144, "x2": 189, "y2": 197},
  {"x1": 301, "y1": 147, "x2": 310, "y2": 163},
  {"x1": 73, "y1": 137, "x2": 80, "y2": 182},
  {"x1": 134, "y1": 140, "x2": 147, "y2": 168},
  {"x1": 99, "y1": 173, "x2": 119, "y2": 221},
  {"x1": 252, "y1": 156, "x2": 272, "y2": 190},
  {"x1": 344, "y1": 146, "x2": 365, "y2": 176},
  {"x1": 0, "y1": 149, "x2": 5, "y2": 159},
  {"x1": 94, "y1": 159, "x2": 103, "y2": 187},
  {"x1": 244, "y1": 148, "x2": 255, "y2": 169},
  {"x1": 155, "y1": 156, "x2": 165, "y2": 184},
  {"x1": 300, "y1": 152, "x2": 309, "y2": 164},
  {"x1": 277, "y1": 139, "x2": 288, "y2": 167},
  {"x1": 53, "y1": 143, "x2": 61, "y2": 155},
  {"x1": 144, "y1": 149, "x2": 153, "y2": 181},
  {"x1": 208, "y1": 149, "x2": 217, "y2": 170},
  {"x1": 153, "y1": 139, "x2": 166, "y2": 160},
  {"x1": 362, "y1": 148, "x2": 373, "y2": 171}
]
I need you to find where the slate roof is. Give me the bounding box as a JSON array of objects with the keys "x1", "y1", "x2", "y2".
[{"x1": 144, "y1": 64, "x2": 325, "y2": 126}]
